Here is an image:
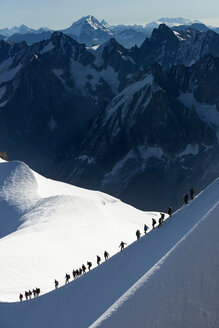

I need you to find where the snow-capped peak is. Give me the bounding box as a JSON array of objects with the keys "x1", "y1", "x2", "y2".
[
  {"x1": 63, "y1": 15, "x2": 111, "y2": 37},
  {"x1": 83, "y1": 15, "x2": 102, "y2": 30}
]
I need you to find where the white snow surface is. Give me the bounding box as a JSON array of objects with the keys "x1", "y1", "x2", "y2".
[
  {"x1": 105, "y1": 74, "x2": 155, "y2": 121},
  {"x1": 0, "y1": 160, "x2": 157, "y2": 303},
  {"x1": 70, "y1": 59, "x2": 119, "y2": 93},
  {"x1": 92, "y1": 198, "x2": 219, "y2": 328},
  {"x1": 53, "y1": 59, "x2": 119, "y2": 94},
  {"x1": 0, "y1": 160, "x2": 219, "y2": 328},
  {"x1": 173, "y1": 30, "x2": 186, "y2": 41}
]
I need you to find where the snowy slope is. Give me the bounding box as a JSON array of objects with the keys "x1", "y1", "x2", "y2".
[
  {"x1": 0, "y1": 159, "x2": 218, "y2": 327},
  {"x1": 0, "y1": 160, "x2": 158, "y2": 302},
  {"x1": 92, "y1": 189, "x2": 219, "y2": 328}
]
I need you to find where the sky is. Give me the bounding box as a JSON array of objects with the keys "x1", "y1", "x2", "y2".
[{"x1": 0, "y1": 0, "x2": 219, "y2": 29}]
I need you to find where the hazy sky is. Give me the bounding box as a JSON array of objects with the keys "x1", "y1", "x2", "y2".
[{"x1": 0, "y1": 0, "x2": 219, "y2": 29}]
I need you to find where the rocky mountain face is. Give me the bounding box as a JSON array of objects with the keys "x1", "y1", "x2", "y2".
[
  {"x1": 0, "y1": 26, "x2": 219, "y2": 211},
  {"x1": 61, "y1": 59, "x2": 219, "y2": 211},
  {"x1": 139, "y1": 24, "x2": 219, "y2": 69},
  {"x1": 0, "y1": 32, "x2": 138, "y2": 173},
  {"x1": 172, "y1": 23, "x2": 210, "y2": 33},
  {"x1": 8, "y1": 31, "x2": 53, "y2": 45}
]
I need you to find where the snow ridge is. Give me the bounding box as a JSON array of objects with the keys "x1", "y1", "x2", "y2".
[{"x1": 0, "y1": 160, "x2": 219, "y2": 328}]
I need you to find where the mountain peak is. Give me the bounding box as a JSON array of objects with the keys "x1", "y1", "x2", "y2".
[
  {"x1": 63, "y1": 15, "x2": 110, "y2": 41},
  {"x1": 100, "y1": 37, "x2": 124, "y2": 53},
  {"x1": 50, "y1": 31, "x2": 76, "y2": 44},
  {"x1": 151, "y1": 24, "x2": 178, "y2": 42}
]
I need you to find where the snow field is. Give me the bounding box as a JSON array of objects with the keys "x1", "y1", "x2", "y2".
[
  {"x1": 0, "y1": 160, "x2": 159, "y2": 302},
  {"x1": 91, "y1": 201, "x2": 219, "y2": 328},
  {"x1": 0, "y1": 160, "x2": 218, "y2": 328}
]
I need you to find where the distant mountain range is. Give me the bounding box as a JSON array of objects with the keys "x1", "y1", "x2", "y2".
[
  {"x1": 0, "y1": 16, "x2": 218, "y2": 48},
  {"x1": 0, "y1": 24, "x2": 52, "y2": 37},
  {"x1": 0, "y1": 23, "x2": 219, "y2": 210}
]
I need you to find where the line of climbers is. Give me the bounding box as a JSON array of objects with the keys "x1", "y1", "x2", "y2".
[
  {"x1": 150, "y1": 188, "x2": 195, "y2": 232},
  {"x1": 184, "y1": 188, "x2": 195, "y2": 205},
  {"x1": 19, "y1": 288, "x2": 40, "y2": 301},
  {"x1": 61, "y1": 246, "x2": 124, "y2": 287},
  {"x1": 19, "y1": 188, "x2": 195, "y2": 301}
]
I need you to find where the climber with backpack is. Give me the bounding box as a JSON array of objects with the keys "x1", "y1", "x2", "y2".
[
  {"x1": 104, "y1": 251, "x2": 109, "y2": 260},
  {"x1": 87, "y1": 261, "x2": 92, "y2": 271},
  {"x1": 65, "y1": 274, "x2": 70, "y2": 284},
  {"x1": 190, "y1": 188, "x2": 195, "y2": 200},
  {"x1": 82, "y1": 264, "x2": 86, "y2": 274},
  {"x1": 144, "y1": 224, "x2": 149, "y2": 234},
  {"x1": 184, "y1": 194, "x2": 189, "y2": 205},
  {"x1": 119, "y1": 241, "x2": 127, "y2": 251},
  {"x1": 168, "y1": 206, "x2": 172, "y2": 217},
  {"x1": 54, "y1": 279, "x2": 59, "y2": 289},
  {"x1": 136, "y1": 229, "x2": 141, "y2": 240},
  {"x1": 97, "y1": 255, "x2": 101, "y2": 265},
  {"x1": 152, "y1": 218, "x2": 156, "y2": 229}
]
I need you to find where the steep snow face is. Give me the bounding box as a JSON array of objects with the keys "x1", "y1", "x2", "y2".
[
  {"x1": 173, "y1": 30, "x2": 187, "y2": 41},
  {"x1": 92, "y1": 188, "x2": 219, "y2": 328},
  {"x1": 0, "y1": 160, "x2": 157, "y2": 302},
  {"x1": 0, "y1": 165, "x2": 218, "y2": 328},
  {"x1": 105, "y1": 74, "x2": 155, "y2": 121}
]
